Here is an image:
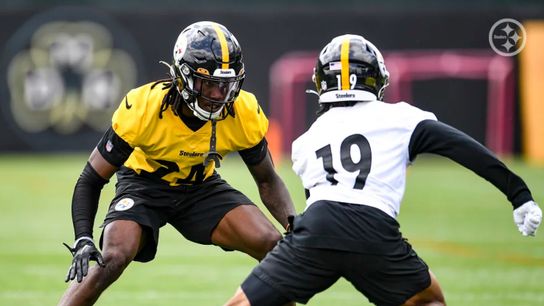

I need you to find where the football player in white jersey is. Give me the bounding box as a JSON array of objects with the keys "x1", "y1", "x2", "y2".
[{"x1": 224, "y1": 34, "x2": 542, "y2": 306}]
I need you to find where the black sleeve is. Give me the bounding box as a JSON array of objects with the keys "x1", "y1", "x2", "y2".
[
  {"x1": 408, "y1": 119, "x2": 533, "y2": 209},
  {"x1": 72, "y1": 162, "x2": 109, "y2": 240},
  {"x1": 238, "y1": 137, "x2": 268, "y2": 165},
  {"x1": 96, "y1": 127, "x2": 134, "y2": 167}
]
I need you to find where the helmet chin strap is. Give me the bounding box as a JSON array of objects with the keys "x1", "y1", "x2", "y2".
[
  {"x1": 182, "y1": 89, "x2": 224, "y2": 121},
  {"x1": 181, "y1": 96, "x2": 224, "y2": 167},
  {"x1": 203, "y1": 119, "x2": 223, "y2": 167},
  {"x1": 174, "y1": 78, "x2": 224, "y2": 167},
  {"x1": 191, "y1": 100, "x2": 224, "y2": 121}
]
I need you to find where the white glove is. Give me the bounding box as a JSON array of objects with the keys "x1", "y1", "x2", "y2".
[{"x1": 513, "y1": 201, "x2": 542, "y2": 236}]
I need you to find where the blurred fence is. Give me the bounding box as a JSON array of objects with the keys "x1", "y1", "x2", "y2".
[{"x1": 0, "y1": 4, "x2": 543, "y2": 161}]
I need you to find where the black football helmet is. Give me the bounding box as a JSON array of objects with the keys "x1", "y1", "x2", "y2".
[
  {"x1": 312, "y1": 34, "x2": 389, "y2": 103},
  {"x1": 170, "y1": 21, "x2": 245, "y2": 121}
]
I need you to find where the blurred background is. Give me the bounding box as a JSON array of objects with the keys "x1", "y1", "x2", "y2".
[
  {"x1": 0, "y1": 1, "x2": 543, "y2": 305},
  {"x1": 1, "y1": 0, "x2": 544, "y2": 162}
]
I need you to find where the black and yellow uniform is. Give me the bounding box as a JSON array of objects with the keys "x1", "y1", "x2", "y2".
[
  {"x1": 107, "y1": 81, "x2": 268, "y2": 185},
  {"x1": 96, "y1": 81, "x2": 269, "y2": 261}
]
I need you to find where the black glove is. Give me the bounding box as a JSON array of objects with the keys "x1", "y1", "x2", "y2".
[{"x1": 63, "y1": 237, "x2": 105, "y2": 283}]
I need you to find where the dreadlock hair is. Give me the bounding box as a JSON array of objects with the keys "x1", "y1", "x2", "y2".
[{"x1": 153, "y1": 79, "x2": 184, "y2": 119}]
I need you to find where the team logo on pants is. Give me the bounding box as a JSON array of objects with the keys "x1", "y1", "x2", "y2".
[{"x1": 115, "y1": 198, "x2": 135, "y2": 211}]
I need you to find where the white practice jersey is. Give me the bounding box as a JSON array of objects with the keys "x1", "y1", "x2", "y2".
[{"x1": 292, "y1": 100, "x2": 437, "y2": 219}]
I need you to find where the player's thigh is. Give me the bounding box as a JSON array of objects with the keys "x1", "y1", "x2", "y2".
[
  {"x1": 211, "y1": 204, "x2": 281, "y2": 259},
  {"x1": 344, "y1": 248, "x2": 432, "y2": 306},
  {"x1": 401, "y1": 270, "x2": 445, "y2": 306},
  {"x1": 100, "y1": 190, "x2": 170, "y2": 263},
  {"x1": 169, "y1": 175, "x2": 280, "y2": 259},
  {"x1": 243, "y1": 239, "x2": 340, "y2": 305}
]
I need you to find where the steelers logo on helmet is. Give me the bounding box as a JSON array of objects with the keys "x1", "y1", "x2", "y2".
[
  {"x1": 171, "y1": 21, "x2": 245, "y2": 121},
  {"x1": 173, "y1": 34, "x2": 187, "y2": 63},
  {"x1": 313, "y1": 34, "x2": 389, "y2": 104}
]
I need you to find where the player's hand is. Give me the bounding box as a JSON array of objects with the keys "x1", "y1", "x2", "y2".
[
  {"x1": 63, "y1": 237, "x2": 105, "y2": 283},
  {"x1": 513, "y1": 201, "x2": 542, "y2": 237}
]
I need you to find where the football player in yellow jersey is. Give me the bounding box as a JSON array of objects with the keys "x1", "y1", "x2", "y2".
[{"x1": 58, "y1": 21, "x2": 296, "y2": 305}]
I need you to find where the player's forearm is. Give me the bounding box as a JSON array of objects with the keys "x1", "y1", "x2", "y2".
[
  {"x1": 71, "y1": 162, "x2": 109, "y2": 239},
  {"x1": 409, "y1": 120, "x2": 533, "y2": 208},
  {"x1": 258, "y1": 176, "x2": 296, "y2": 229}
]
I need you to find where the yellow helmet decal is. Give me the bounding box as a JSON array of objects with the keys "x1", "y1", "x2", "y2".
[
  {"x1": 212, "y1": 23, "x2": 229, "y2": 69},
  {"x1": 340, "y1": 37, "x2": 350, "y2": 90},
  {"x1": 197, "y1": 67, "x2": 210, "y2": 75}
]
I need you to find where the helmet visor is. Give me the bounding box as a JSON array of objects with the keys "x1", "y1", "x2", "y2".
[{"x1": 193, "y1": 73, "x2": 243, "y2": 105}]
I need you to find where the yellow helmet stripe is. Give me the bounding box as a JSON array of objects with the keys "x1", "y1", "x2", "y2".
[
  {"x1": 340, "y1": 37, "x2": 350, "y2": 90},
  {"x1": 212, "y1": 23, "x2": 229, "y2": 69}
]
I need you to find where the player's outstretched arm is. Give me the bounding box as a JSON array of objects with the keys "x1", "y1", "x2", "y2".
[{"x1": 409, "y1": 119, "x2": 541, "y2": 236}]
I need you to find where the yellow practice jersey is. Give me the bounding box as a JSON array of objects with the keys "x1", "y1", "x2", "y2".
[{"x1": 111, "y1": 82, "x2": 268, "y2": 186}]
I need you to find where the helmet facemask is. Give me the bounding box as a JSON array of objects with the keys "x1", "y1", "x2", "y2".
[{"x1": 174, "y1": 63, "x2": 244, "y2": 121}]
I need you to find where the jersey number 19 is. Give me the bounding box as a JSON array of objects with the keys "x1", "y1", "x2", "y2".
[{"x1": 315, "y1": 134, "x2": 371, "y2": 190}]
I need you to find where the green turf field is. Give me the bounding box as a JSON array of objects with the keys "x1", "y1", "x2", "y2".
[{"x1": 0, "y1": 154, "x2": 542, "y2": 305}]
